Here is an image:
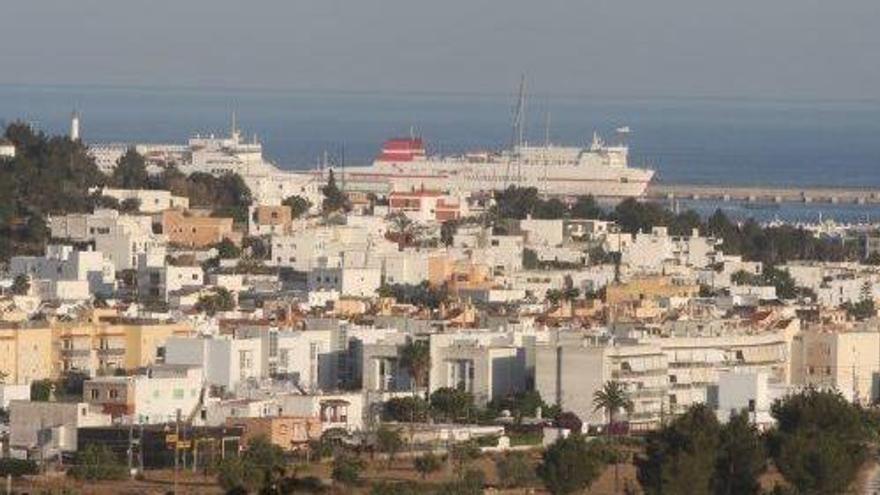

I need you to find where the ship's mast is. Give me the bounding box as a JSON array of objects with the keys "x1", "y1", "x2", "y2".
[
  {"x1": 544, "y1": 111, "x2": 551, "y2": 147},
  {"x1": 508, "y1": 75, "x2": 527, "y2": 186}
]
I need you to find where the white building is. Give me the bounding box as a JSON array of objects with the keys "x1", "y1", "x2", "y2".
[
  {"x1": 137, "y1": 251, "x2": 204, "y2": 302},
  {"x1": 10, "y1": 245, "x2": 116, "y2": 299},
  {"x1": 0, "y1": 138, "x2": 15, "y2": 159},
  {"x1": 276, "y1": 392, "x2": 366, "y2": 433},
  {"x1": 270, "y1": 225, "x2": 396, "y2": 272},
  {"x1": 427, "y1": 333, "x2": 527, "y2": 407},
  {"x1": 8, "y1": 401, "x2": 112, "y2": 456},
  {"x1": 308, "y1": 262, "x2": 382, "y2": 299},
  {"x1": 49, "y1": 210, "x2": 166, "y2": 271},
  {"x1": 97, "y1": 187, "x2": 189, "y2": 213},
  {"x1": 536, "y1": 340, "x2": 668, "y2": 430},
  {"x1": 617, "y1": 227, "x2": 721, "y2": 274},
  {"x1": 715, "y1": 370, "x2": 787, "y2": 428},
  {"x1": 164, "y1": 336, "x2": 263, "y2": 392},
  {"x1": 83, "y1": 365, "x2": 204, "y2": 424}
]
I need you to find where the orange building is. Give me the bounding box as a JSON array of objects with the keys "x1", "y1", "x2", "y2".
[
  {"x1": 605, "y1": 276, "x2": 699, "y2": 305},
  {"x1": 161, "y1": 210, "x2": 241, "y2": 248},
  {"x1": 250, "y1": 205, "x2": 294, "y2": 235},
  {"x1": 229, "y1": 416, "x2": 322, "y2": 452},
  {"x1": 388, "y1": 190, "x2": 466, "y2": 222}
]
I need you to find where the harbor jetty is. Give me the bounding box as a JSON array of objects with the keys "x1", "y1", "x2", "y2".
[{"x1": 646, "y1": 183, "x2": 880, "y2": 205}]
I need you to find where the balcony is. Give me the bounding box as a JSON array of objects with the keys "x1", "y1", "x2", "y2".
[
  {"x1": 59, "y1": 348, "x2": 92, "y2": 358},
  {"x1": 97, "y1": 347, "x2": 126, "y2": 357}
]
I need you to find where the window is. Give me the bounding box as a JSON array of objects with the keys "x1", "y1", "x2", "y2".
[
  {"x1": 109, "y1": 389, "x2": 119, "y2": 399},
  {"x1": 90, "y1": 389, "x2": 99, "y2": 400},
  {"x1": 173, "y1": 388, "x2": 184, "y2": 399}
]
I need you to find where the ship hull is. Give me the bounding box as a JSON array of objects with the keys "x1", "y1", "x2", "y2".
[{"x1": 323, "y1": 163, "x2": 654, "y2": 200}]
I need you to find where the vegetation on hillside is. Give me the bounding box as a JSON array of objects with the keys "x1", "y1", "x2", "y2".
[{"x1": 490, "y1": 186, "x2": 863, "y2": 265}]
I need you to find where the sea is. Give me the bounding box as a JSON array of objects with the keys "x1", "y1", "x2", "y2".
[{"x1": 2, "y1": 83, "x2": 879, "y2": 224}]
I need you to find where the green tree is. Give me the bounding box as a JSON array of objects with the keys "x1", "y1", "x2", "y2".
[
  {"x1": 413, "y1": 452, "x2": 443, "y2": 480},
  {"x1": 487, "y1": 390, "x2": 555, "y2": 422},
  {"x1": 383, "y1": 397, "x2": 429, "y2": 423},
  {"x1": 242, "y1": 236, "x2": 269, "y2": 260},
  {"x1": 537, "y1": 434, "x2": 606, "y2": 495},
  {"x1": 111, "y1": 148, "x2": 149, "y2": 189},
  {"x1": 637, "y1": 404, "x2": 721, "y2": 495},
  {"x1": 0, "y1": 458, "x2": 38, "y2": 478},
  {"x1": 30, "y1": 379, "x2": 53, "y2": 401},
  {"x1": 118, "y1": 197, "x2": 141, "y2": 213},
  {"x1": 495, "y1": 451, "x2": 536, "y2": 488},
  {"x1": 217, "y1": 457, "x2": 262, "y2": 493},
  {"x1": 214, "y1": 238, "x2": 242, "y2": 259},
  {"x1": 1, "y1": 123, "x2": 104, "y2": 261},
  {"x1": 216, "y1": 436, "x2": 287, "y2": 492},
  {"x1": 570, "y1": 195, "x2": 603, "y2": 219},
  {"x1": 533, "y1": 198, "x2": 567, "y2": 219},
  {"x1": 281, "y1": 195, "x2": 312, "y2": 219},
  {"x1": 770, "y1": 389, "x2": 869, "y2": 495},
  {"x1": 322, "y1": 169, "x2": 349, "y2": 213},
  {"x1": 762, "y1": 266, "x2": 797, "y2": 299},
  {"x1": 10, "y1": 274, "x2": 29, "y2": 295},
  {"x1": 195, "y1": 287, "x2": 235, "y2": 315},
  {"x1": 440, "y1": 220, "x2": 459, "y2": 246},
  {"x1": 669, "y1": 209, "x2": 703, "y2": 236},
  {"x1": 386, "y1": 210, "x2": 420, "y2": 250},
  {"x1": 593, "y1": 381, "x2": 634, "y2": 433},
  {"x1": 331, "y1": 451, "x2": 364, "y2": 486},
  {"x1": 68, "y1": 444, "x2": 127, "y2": 481},
  {"x1": 376, "y1": 425, "x2": 404, "y2": 469},
  {"x1": 430, "y1": 387, "x2": 475, "y2": 423},
  {"x1": 554, "y1": 411, "x2": 583, "y2": 433},
  {"x1": 399, "y1": 339, "x2": 431, "y2": 397},
  {"x1": 449, "y1": 440, "x2": 481, "y2": 478},
  {"x1": 493, "y1": 186, "x2": 540, "y2": 220},
  {"x1": 612, "y1": 198, "x2": 674, "y2": 234},
  {"x1": 593, "y1": 380, "x2": 634, "y2": 493},
  {"x1": 714, "y1": 411, "x2": 766, "y2": 495}
]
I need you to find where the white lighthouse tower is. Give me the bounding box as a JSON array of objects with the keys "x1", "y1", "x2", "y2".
[{"x1": 70, "y1": 110, "x2": 80, "y2": 141}]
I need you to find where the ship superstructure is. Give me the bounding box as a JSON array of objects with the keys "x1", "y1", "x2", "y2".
[{"x1": 334, "y1": 131, "x2": 655, "y2": 199}]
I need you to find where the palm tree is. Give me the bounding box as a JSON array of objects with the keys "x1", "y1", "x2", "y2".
[
  {"x1": 399, "y1": 339, "x2": 430, "y2": 398},
  {"x1": 593, "y1": 380, "x2": 634, "y2": 494},
  {"x1": 399, "y1": 339, "x2": 431, "y2": 449},
  {"x1": 386, "y1": 211, "x2": 417, "y2": 251}
]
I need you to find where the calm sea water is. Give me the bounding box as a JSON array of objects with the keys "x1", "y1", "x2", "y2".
[{"x1": 2, "y1": 84, "x2": 880, "y2": 222}]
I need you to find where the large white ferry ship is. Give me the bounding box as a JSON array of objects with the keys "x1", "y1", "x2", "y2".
[{"x1": 336, "y1": 131, "x2": 655, "y2": 199}]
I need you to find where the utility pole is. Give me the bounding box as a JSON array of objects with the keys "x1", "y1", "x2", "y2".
[
  {"x1": 128, "y1": 420, "x2": 134, "y2": 477},
  {"x1": 139, "y1": 422, "x2": 145, "y2": 474},
  {"x1": 174, "y1": 409, "x2": 181, "y2": 494}
]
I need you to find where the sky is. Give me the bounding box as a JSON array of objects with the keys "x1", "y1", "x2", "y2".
[{"x1": 2, "y1": 0, "x2": 879, "y2": 100}]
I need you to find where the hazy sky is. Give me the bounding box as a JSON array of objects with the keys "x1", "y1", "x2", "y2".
[{"x1": 2, "y1": 0, "x2": 879, "y2": 99}]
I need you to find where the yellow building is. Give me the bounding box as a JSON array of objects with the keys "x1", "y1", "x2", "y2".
[
  {"x1": 53, "y1": 319, "x2": 193, "y2": 374},
  {"x1": 161, "y1": 209, "x2": 241, "y2": 248},
  {"x1": 790, "y1": 326, "x2": 880, "y2": 403},
  {"x1": 0, "y1": 325, "x2": 53, "y2": 384},
  {"x1": 605, "y1": 276, "x2": 699, "y2": 305}
]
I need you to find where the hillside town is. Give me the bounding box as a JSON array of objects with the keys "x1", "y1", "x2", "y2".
[{"x1": 2, "y1": 121, "x2": 880, "y2": 494}]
